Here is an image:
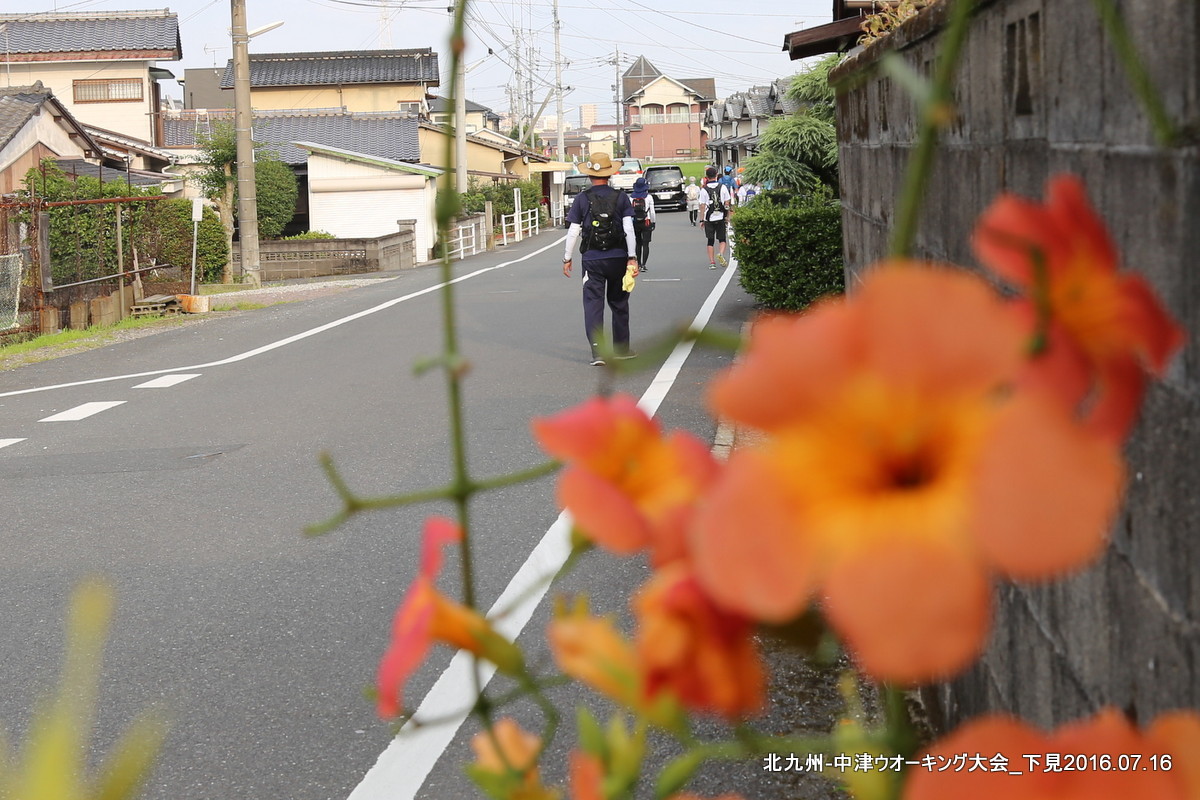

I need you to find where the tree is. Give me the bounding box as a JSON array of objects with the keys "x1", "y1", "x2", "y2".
[
  {"x1": 741, "y1": 55, "x2": 842, "y2": 194},
  {"x1": 253, "y1": 159, "x2": 299, "y2": 240},
  {"x1": 194, "y1": 122, "x2": 299, "y2": 281}
]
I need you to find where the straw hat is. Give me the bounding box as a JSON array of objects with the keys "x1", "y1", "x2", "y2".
[{"x1": 578, "y1": 152, "x2": 622, "y2": 177}]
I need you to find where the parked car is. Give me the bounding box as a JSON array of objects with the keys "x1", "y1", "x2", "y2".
[
  {"x1": 609, "y1": 158, "x2": 643, "y2": 192},
  {"x1": 563, "y1": 174, "x2": 591, "y2": 202},
  {"x1": 641, "y1": 164, "x2": 687, "y2": 211}
]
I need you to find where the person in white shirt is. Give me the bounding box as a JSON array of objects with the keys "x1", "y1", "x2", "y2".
[
  {"x1": 697, "y1": 166, "x2": 733, "y2": 269},
  {"x1": 684, "y1": 176, "x2": 701, "y2": 225}
]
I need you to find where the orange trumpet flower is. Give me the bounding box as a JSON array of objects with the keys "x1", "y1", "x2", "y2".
[
  {"x1": 973, "y1": 174, "x2": 1185, "y2": 441},
  {"x1": 533, "y1": 395, "x2": 721, "y2": 566},
  {"x1": 376, "y1": 518, "x2": 523, "y2": 718},
  {"x1": 695, "y1": 264, "x2": 1124, "y2": 684}
]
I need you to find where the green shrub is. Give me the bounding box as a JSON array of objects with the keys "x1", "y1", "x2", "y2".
[
  {"x1": 458, "y1": 178, "x2": 542, "y2": 216},
  {"x1": 733, "y1": 198, "x2": 844, "y2": 311},
  {"x1": 254, "y1": 157, "x2": 299, "y2": 239},
  {"x1": 282, "y1": 230, "x2": 337, "y2": 240},
  {"x1": 137, "y1": 199, "x2": 229, "y2": 284}
]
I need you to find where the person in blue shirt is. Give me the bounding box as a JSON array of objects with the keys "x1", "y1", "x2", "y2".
[{"x1": 562, "y1": 152, "x2": 639, "y2": 366}]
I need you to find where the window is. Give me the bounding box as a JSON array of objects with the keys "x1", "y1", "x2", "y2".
[
  {"x1": 397, "y1": 101, "x2": 422, "y2": 114},
  {"x1": 74, "y1": 78, "x2": 143, "y2": 103}
]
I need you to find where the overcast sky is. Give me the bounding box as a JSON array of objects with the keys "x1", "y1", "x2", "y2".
[{"x1": 17, "y1": 0, "x2": 835, "y2": 124}]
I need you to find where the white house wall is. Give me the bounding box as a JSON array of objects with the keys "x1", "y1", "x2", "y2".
[
  {"x1": 4, "y1": 61, "x2": 160, "y2": 143},
  {"x1": 306, "y1": 153, "x2": 436, "y2": 260},
  {"x1": 0, "y1": 107, "x2": 87, "y2": 173}
]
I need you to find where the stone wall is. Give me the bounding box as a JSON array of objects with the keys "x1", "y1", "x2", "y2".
[{"x1": 831, "y1": 0, "x2": 1199, "y2": 731}]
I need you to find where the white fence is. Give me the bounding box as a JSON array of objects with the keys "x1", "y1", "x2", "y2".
[
  {"x1": 496, "y1": 188, "x2": 542, "y2": 247},
  {"x1": 446, "y1": 220, "x2": 484, "y2": 261}
]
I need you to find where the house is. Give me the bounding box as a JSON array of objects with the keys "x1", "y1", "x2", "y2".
[
  {"x1": 704, "y1": 80, "x2": 801, "y2": 171},
  {"x1": 218, "y1": 49, "x2": 439, "y2": 114},
  {"x1": 427, "y1": 96, "x2": 501, "y2": 134},
  {"x1": 295, "y1": 141, "x2": 441, "y2": 259},
  {"x1": 0, "y1": 9, "x2": 182, "y2": 145},
  {"x1": 620, "y1": 56, "x2": 715, "y2": 160},
  {"x1": 181, "y1": 67, "x2": 232, "y2": 110},
  {"x1": 0, "y1": 83, "x2": 100, "y2": 195},
  {"x1": 426, "y1": 125, "x2": 548, "y2": 183}
]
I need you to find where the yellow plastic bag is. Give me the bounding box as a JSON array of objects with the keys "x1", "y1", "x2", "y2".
[{"x1": 623, "y1": 264, "x2": 637, "y2": 293}]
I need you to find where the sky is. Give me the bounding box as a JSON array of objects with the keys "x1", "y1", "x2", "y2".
[{"x1": 15, "y1": 0, "x2": 835, "y2": 125}]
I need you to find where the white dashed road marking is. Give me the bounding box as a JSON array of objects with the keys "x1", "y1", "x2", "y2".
[
  {"x1": 39, "y1": 401, "x2": 127, "y2": 422},
  {"x1": 134, "y1": 374, "x2": 200, "y2": 389},
  {"x1": 0, "y1": 438, "x2": 26, "y2": 449}
]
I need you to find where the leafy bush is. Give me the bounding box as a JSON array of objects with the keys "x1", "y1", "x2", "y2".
[
  {"x1": 254, "y1": 157, "x2": 299, "y2": 239},
  {"x1": 733, "y1": 197, "x2": 844, "y2": 311},
  {"x1": 20, "y1": 162, "x2": 227, "y2": 285},
  {"x1": 458, "y1": 178, "x2": 543, "y2": 216},
  {"x1": 281, "y1": 230, "x2": 337, "y2": 240},
  {"x1": 138, "y1": 198, "x2": 229, "y2": 284}
]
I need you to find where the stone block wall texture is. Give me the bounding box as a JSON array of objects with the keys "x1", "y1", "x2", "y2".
[{"x1": 831, "y1": 0, "x2": 1198, "y2": 731}]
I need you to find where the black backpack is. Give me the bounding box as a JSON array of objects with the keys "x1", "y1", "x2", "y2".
[
  {"x1": 704, "y1": 185, "x2": 725, "y2": 221},
  {"x1": 580, "y1": 187, "x2": 623, "y2": 253},
  {"x1": 632, "y1": 196, "x2": 649, "y2": 228}
]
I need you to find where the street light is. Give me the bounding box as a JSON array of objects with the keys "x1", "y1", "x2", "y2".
[{"x1": 230, "y1": 1, "x2": 283, "y2": 287}]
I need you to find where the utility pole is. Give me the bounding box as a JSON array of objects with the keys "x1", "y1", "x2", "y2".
[
  {"x1": 453, "y1": 1, "x2": 467, "y2": 193},
  {"x1": 613, "y1": 47, "x2": 622, "y2": 154},
  {"x1": 230, "y1": 0, "x2": 261, "y2": 287},
  {"x1": 553, "y1": 0, "x2": 564, "y2": 160}
]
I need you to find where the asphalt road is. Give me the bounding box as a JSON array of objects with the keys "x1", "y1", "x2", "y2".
[{"x1": 0, "y1": 208, "x2": 764, "y2": 800}]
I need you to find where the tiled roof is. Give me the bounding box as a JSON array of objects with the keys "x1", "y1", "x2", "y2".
[
  {"x1": 679, "y1": 78, "x2": 716, "y2": 102},
  {"x1": 428, "y1": 95, "x2": 498, "y2": 116},
  {"x1": 0, "y1": 10, "x2": 180, "y2": 58},
  {"x1": 162, "y1": 110, "x2": 422, "y2": 166},
  {"x1": 621, "y1": 55, "x2": 662, "y2": 100},
  {"x1": 0, "y1": 84, "x2": 51, "y2": 151},
  {"x1": 54, "y1": 158, "x2": 171, "y2": 187},
  {"x1": 219, "y1": 49, "x2": 439, "y2": 89}
]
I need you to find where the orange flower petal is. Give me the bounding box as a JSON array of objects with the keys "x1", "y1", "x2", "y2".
[
  {"x1": 377, "y1": 580, "x2": 436, "y2": 718},
  {"x1": 973, "y1": 393, "x2": 1124, "y2": 580},
  {"x1": 419, "y1": 516, "x2": 461, "y2": 577},
  {"x1": 709, "y1": 303, "x2": 860, "y2": 430},
  {"x1": 856, "y1": 262, "x2": 1024, "y2": 394},
  {"x1": 547, "y1": 607, "x2": 641, "y2": 710},
  {"x1": 569, "y1": 751, "x2": 605, "y2": 800},
  {"x1": 1117, "y1": 272, "x2": 1187, "y2": 374},
  {"x1": 635, "y1": 565, "x2": 765, "y2": 719},
  {"x1": 558, "y1": 466, "x2": 652, "y2": 555},
  {"x1": 823, "y1": 542, "x2": 991, "y2": 684},
  {"x1": 691, "y1": 450, "x2": 819, "y2": 622},
  {"x1": 532, "y1": 393, "x2": 657, "y2": 475},
  {"x1": 1147, "y1": 711, "x2": 1200, "y2": 799}
]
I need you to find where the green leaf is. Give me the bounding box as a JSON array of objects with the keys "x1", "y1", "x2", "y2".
[
  {"x1": 654, "y1": 750, "x2": 705, "y2": 799},
  {"x1": 577, "y1": 707, "x2": 607, "y2": 757},
  {"x1": 92, "y1": 711, "x2": 168, "y2": 800}
]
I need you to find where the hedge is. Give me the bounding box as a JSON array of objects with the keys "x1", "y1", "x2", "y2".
[{"x1": 732, "y1": 197, "x2": 844, "y2": 311}]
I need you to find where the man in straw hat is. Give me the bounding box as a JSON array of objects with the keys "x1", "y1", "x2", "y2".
[{"x1": 562, "y1": 152, "x2": 640, "y2": 366}]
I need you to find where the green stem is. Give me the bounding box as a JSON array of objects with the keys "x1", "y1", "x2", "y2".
[
  {"x1": 1089, "y1": 0, "x2": 1177, "y2": 146},
  {"x1": 882, "y1": 684, "x2": 917, "y2": 759},
  {"x1": 888, "y1": 0, "x2": 978, "y2": 258}
]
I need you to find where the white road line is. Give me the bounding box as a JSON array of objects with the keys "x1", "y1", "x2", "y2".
[
  {"x1": 0, "y1": 239, "x2": 567, "y2": 400},
  {"x1": 39, "y1": 401, "x2": 127, "y2": 422},
  {"x1": 0, "y1": 438, "x2": 26, "y2": 450},
  {"x1": 348, "y1": 259, "x2": 741, "y2": 800},
  {"x1": 134, "y1": 374, "x2": 200, "y2": 389}
]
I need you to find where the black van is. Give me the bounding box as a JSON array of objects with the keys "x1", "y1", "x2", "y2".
[{"x1": 642, "y1": 164, "x2": 687, "y2": 211}]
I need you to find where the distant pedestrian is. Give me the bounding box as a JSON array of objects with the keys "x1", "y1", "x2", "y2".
[
  {"x1": 684, "y1": 176, "x2": 701, "y2": 225},
  {"x1": 719, "y1": 165, "x2": 738, "y2": 214},
  {"x1": 561, "y1": 152, "x2": 639, "y2": 366},
  {"x1": 698, "y1": 166, "x2": 733, "y2": 269},
  {"x1": 630, "y1": 177, "x2": 656, "y2": 271}
]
